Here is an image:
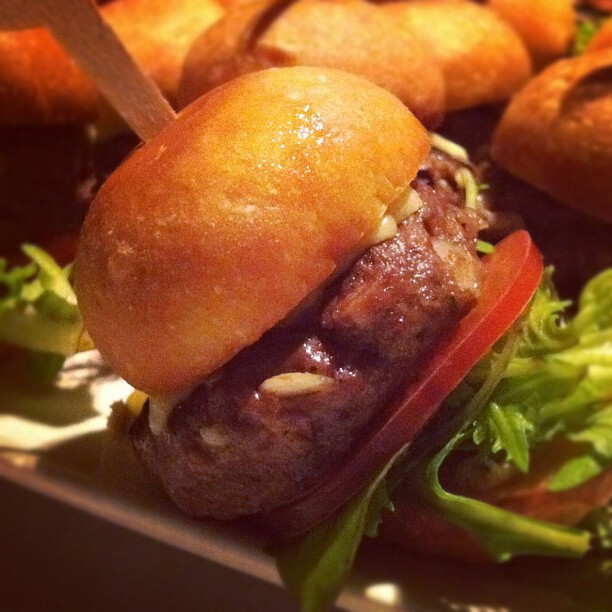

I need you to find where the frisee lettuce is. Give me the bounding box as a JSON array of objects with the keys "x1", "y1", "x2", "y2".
[
  {"x1": 472, "y1": 403, "x2": 532, "y2": 473},
  {"x1": 0, "y1": 245, "x2": 87, "y2": 383},
  {"x1": 462, "y1": 269, "x2": 612, "y2": 490}
]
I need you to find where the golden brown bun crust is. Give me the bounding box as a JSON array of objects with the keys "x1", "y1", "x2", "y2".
[
  {"x1": 0, "y1": 30, "x2": 97, "y2": 125},
  {"x1": 178, "y1": 0, "x2": 446, "y2": 127},
  {"x1": 76, "y1": 67, "x2": 429, "y2": 394},
  {"x1": 215, "y1": 0, "x2": 255, "y2": 7},
  {"x1": 177, "y1": 0, "x2": 288, "y2": 107},
  {"x1": 487, "y1": 0, "x2": 575, "y2": 68},
  {"x1": 0, "y1": 0, "x2": 223, "y2": 125},
  {"x1": 383, "y1": 1, "x2": 532, "y2": 111},
  {"x1": 104, "y1": 0, "x2": 224, "y2": 108},
  {"x1": 491, "y1": 50, "x2": 612, "y2": 224},
  {"x1": 586, "y1": 19, "x2": 612, "y2": 53}
]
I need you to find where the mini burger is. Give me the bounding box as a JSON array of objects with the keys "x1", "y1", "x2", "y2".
[
  {"x1": 492, "y1": 48, "x2": 612, "y2": 225},
  {"x1": 75, "y1": 67, "x2": 612, "y2": 608},
  {"x1": 380, "y1": 1, "x2": 532, "y2": 111},
  {"x1": 178, "y1": 0, "x2": 446, "y2": 127},
  {"x1": 483, "y1": 45, "x2": 612, "y2": 297}
]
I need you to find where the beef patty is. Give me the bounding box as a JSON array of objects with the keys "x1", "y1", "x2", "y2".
[{"x1": 130, "y1": 152, "x2": 487, "y2": 519}]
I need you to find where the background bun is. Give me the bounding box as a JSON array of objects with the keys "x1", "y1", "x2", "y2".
[
  {"x1": 383, "y1": 1, "x2": 532, "y2": 111},
  {"x1": 76, "y1": 67, "x2": 429, "y2": 394},
  {"x1": 487, "y1": 0, "x2": 575, "y2": 68},
  {"x1": 586, "y1": 19, "x2": 612, "y2": 53},
  {"x1": 102, "y1": 0, "x2": 223, "y2": 108},
  {"x1": 178, "y1": 0, "x2": 446, "y2": 127},
  {"x1": 0, "y1": 0, "x2": 223, "y2": 126},
  {"x1": 492, "y1": 49, "x2": 612, "y2": 224},
  {"x1": 0, "y1": 29, "x2": 97, "y2": 125}
]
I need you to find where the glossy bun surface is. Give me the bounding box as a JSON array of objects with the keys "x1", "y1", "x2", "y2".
[{"x1": 76, "y1": 67, "x2": 429, "y2": 393}]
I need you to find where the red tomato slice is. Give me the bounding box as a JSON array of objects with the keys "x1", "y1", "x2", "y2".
[{"x1": 257, "y1": 230, "x2": 544, "y2": 540}]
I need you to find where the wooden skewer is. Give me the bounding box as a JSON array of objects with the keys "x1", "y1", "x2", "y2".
[{"x1": 0, "y1": 0, "x2": 176, "y2": 141}]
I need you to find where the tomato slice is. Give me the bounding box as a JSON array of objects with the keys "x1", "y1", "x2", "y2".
[{"x1": 257, "y1": 230, "x2": 543, "y2": 540}]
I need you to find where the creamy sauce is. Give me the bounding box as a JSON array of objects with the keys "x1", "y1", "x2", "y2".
[{"x1": 148, "y1": 388, "x2": 193, "y2": 435}]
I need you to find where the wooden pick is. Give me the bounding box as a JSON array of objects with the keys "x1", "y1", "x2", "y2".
[{"x1": 0, "y1": 0, "x2": 176, "y2": 141}]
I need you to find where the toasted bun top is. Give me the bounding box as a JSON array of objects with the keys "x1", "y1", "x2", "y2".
[
  {"x1": 0, "y1": 0, "x2": 223, "y2": 126},
  {"x1": 383, "y1": 1, "x2": 532, "y2": 111},
  {"x1": 178, "y1": 0, "x2": 446, "y2": 127},
  {"x1": 76, "y1": 67, "x2": 429, "y2": 394},
  {"x1": 491, "y1": 49, "x2": 612, "y2": 224},
  {"x1": 487, "y1": 0, "x2": 575, "y2": 68}
]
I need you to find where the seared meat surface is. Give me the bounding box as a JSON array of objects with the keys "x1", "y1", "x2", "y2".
[
  {"x1": 323, "y1": 154, "x2": 483, "y2": 359},
  {"x1": 130, "y1": 153, "x2": 486, "y2": 519}
]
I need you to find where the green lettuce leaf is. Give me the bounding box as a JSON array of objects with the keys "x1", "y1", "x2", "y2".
[
  {"x1": 401, "y1": 267, "x2": 611, "y2": 562},
  {"x1": 573, "y1": 16, "x2": 605, "y2": 55},
  {"x1": 549, "y1": 453, "x2": 606, "y2": 492},
  {"x1": 462, "y1": 269, "x2": 612, "y2": 490},
  {"x1": 549, "y1": 405, "x2": 612, "y2": 491},
  {"x1": 473, "y1": 403, "x2": 532, "y2": 473},
  {"x1": 0, "y1": 245, "x2": 86, "y2": 382},
  {"x1": 275, "y1": 448, "x2": 404, "y2": 612},
  {"x1": 408, "y1": 432, "x2": 591, "y2": 562}
]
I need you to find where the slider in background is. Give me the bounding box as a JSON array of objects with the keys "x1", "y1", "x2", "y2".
[
  {"x1": 0, "y1": 0, "x2": 223, "y2": 260},
  {"x1": 380, "y1": 0, "x2": 533, "y2": 111},
  {"x1": 488, "y1": 47, "x2": 612, "y2": 296},
  {"x1": 178, "y1": 0, "x2": 446, "y2": 127}
]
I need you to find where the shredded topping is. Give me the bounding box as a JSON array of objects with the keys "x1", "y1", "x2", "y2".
[
  {"x1": 392, "y1": 188, "x2": 424, "y2": 223},
  {"x1": 259, "y1": 372, "x2": 334, "y2": 397},
  {"x1": 149, "y1": 389, "x2": 191, "y2": 435},
  {"x1": 430, "y1": 132, "x2": 469, "y2": 163},
  {"x1": 367, "y1": 215, "x2": 398, "y2": 246},
  {"x1": 454, "y1": 167, "x2": 479, "y2": 209}
]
